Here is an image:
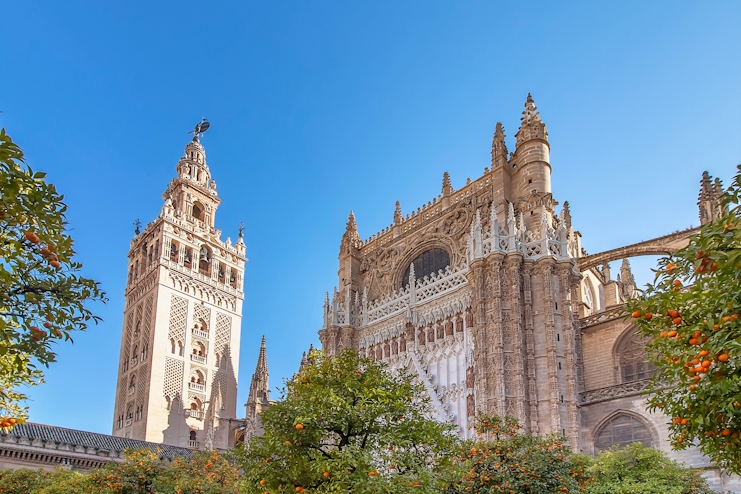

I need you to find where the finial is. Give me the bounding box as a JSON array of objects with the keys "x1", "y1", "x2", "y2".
[
  {"x1": 188, "y1": 118, "x2": 210, "y2": 141},
  {"x1": 441, "y1": 171, "x2": 452, "y2": 197},
  {"x1": 261, "y1": 335, "x2": 266, "y2": 348},
  {"x1": 393, "y1": 201, "x2": 403, "y2": 225},
  {"x1": 238, "y1": 222, "x2": 245, "y2": 239},
  {"x1": 515, "y1": 93, "x2": 547, "y2": 147},
  {"x1": 133, "y1": 219, "x2": 141, "y2": 236}
]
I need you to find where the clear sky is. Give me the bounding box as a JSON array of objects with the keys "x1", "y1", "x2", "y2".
[{"x1": 1, "y1": 1, "x2": 739, "y2": 435}]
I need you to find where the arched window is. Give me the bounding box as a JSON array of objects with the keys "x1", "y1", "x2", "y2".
[
  {"x1": 170, "y1": 338, "x2": 176, "y2": 354},
  {"x1": 401, "y1": 248, "x2": 450, "y2": 288},
  {"x1": 189, "y1": 430, "x2": 197, "y2": 441},
  {"x1": 133, "y1": 321, "x2": 141, "y2": 338},
  {"x1": 617, "y1": 330, "x2": 654, "y2": 383},
  {"x1": 583, "y1": 279, "x2": 596, "y2": 315},
  {"x1": 141, "y1": 343, "x2": 148, "y2": 361},
  {"x1": 192, "y1": 202, "x2": 205, "y2": 221},
  {"x1": 184, "y1": 247, "x2": 193, "y2": 268},
  {"x1": 594, "y1": 413, "x2": 654, "y2": 452},
  {"x1": 178, "y1": 340, "x2": 184, "y2": 357}
]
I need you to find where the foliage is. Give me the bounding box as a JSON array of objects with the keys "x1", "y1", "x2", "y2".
[
  {"x1": 0, "y1": 449, "x2": 242, "y2": 494},
  {"x1": 445, "y1": 414, "x2": 591, "y2": 494},
  {"x1": 626, "y1": 165, "x2": 741, "y2": 473},
  {"x1": 235, "y1": 348, "x2": 459, "y2": 494},
  {"x1": 586, "y1": 442, "x2": 714, "y2": 494},
  {"x1": 0, "y1": 128, "x2": 106, "y2": 424}
]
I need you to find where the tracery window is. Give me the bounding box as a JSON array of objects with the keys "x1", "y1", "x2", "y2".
[
  {"x1": 618, "y1": 330, "x2": 654, "y2": 383},
  {"x1": 594, "y1": 413, "x2": 654, "y2": 452},
  {"x1": 401, "y1": 248, "x2": 450, "y2": 288}
]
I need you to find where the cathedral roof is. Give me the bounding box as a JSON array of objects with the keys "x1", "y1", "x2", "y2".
[{"x1": 1, "y1": 422, "x2": 193, "y2": 460}]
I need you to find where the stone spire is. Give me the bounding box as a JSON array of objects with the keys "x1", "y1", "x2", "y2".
[
  {"x1": 245, "y1": 336, "x2": 270, "y2": 421},
  {"x1": 561, "y1": 201, "x2": 572, "y2": 231},
  {"x1": 698, "y1": 171, "x2": 725, "y2": 225},
  {"x1": 491, "y1": 122, "x2": 508, "y2": 168},
  {"x1": 394, "y1": 201, "x2": 403, "y2": 225},
  {"x1": 620, "y1": 259, "x2": 637, "y2": 300},
  {"x1": 515, "y1": 93, "x2": 548, "y2": 148},
  {"x1": 442, "y1": 172, "x2": 452, "y2": 196},
  {"x1": 341, "y1": 211, "x2": 361, "y2": 251}
]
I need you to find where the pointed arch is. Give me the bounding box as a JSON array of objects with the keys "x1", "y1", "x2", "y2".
[
  {"x1": 613, "y1": 325, "x2": 654, "y2": 384},
  {"x1": 593, "y1": 410, "x2": 657, "y2": 453}
]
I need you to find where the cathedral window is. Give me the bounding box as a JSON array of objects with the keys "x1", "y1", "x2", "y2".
[
  {"x1": 401, "y1": 248, "x2": 450, "y2": 289},
  {"x1": 617, "y1": 330, "x2": 654, "y2": 383},
  {"x1": 594, "y1": 413, "x2": 654, "y2": 452}
]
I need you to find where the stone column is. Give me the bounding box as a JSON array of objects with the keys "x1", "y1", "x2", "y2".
[
  {"x1": 467, "y1": 259, "x2": 488, "y2": 416},
  {"x1": 522, "y1": 262, "x2": 538, "y2": 433},
  {"x1": 485, "y1": 253, "x2": 506, "y2": 417},
  {"x1": 536, "y1": 257, "x2": 561, "y2": 433},
  {"x1": 504, "y1": 254, "x2": 527, "y2": 425},
  {"x1": 557, "y1": 262, "x2": 580, "y2": 450}
]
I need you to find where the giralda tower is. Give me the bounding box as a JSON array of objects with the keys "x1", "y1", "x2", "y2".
[{"x1": 112, "y1": 123, "x2": 246, "y2": 450}]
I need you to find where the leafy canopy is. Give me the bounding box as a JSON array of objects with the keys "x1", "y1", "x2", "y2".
[
  {"x1": 236, "y1": 348, "x2": 459, "y2": 494},
  {"x1": 0, "y1": 129, "x2": 106, "y2": 423},
  {"x1": 586, "y1": 442, "x2": 714, "y2": 494},
  {"x1": 445, "y1": 414, "x2": 591, "y2": 494},
  {"x1": 627, "y1": 165, "x2": 741, "y2": 473}
]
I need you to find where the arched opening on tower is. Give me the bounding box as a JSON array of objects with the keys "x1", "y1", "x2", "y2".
[
  {"x1": 192, "y1": 202, "x2": 205, "y2": 222},
  {"x1": 198, "y1": 245, "x2": 212, "y2": 276}
]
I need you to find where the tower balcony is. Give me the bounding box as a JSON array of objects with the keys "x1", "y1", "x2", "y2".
[
  {"x1": 187, "y1": 440, "x2": 199, "y2": 449},
  {"x1": 191, "y1": 328, "x2": 209, "y2": 340},
  {"x1": 188, "y1": 382, "x2": 205, "y2": 392},
  {"x1": 190, "y1": 354, "x2": 207, "y2": 364},
  {"x1": 185, "y1": 409, "x2": 203, "y2": 419}
]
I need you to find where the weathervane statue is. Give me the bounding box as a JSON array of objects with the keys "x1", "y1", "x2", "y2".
[{"x1": 189, "y1": 117, "x2": 210, "y2": 141}]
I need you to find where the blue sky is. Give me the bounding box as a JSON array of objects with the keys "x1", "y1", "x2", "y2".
[{"x1": 1, "y1": 2, "x2": 739, "y2": 435}]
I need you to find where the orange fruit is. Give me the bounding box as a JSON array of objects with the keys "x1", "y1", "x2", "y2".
[
  {"x1": 632, "y1": 311, "x2": 641, "y2": 318},
  {"x1": 50, "y1": 260, "x2": 61, "y2": 269},
  {"x1": 723, "y1": 429, "x2": 732, "y2": 436},
  {"x1": 660, "y1": 331, "x2": 668, "y2": 338},
  {"x1": 24, "y1": 232, "x2": 40, "y2": 244},
  {"x1": 714, "y1": 324, "x2": 720, "y2": 331},
  {"x1": 667, "y1": 331, "x2": 678, "y2": 338},
  {"x1": 719, "y1": 354, "x2": 729, "y2": 362},
  {"x1": 673, "y1": 317, "x2": 682, "y2": 325},
  {"x1": 644, "y1": 313, "x2": 653, "y2": 320},
  {"x1": 699, "y1": 350, "x2": 709, "y2": 357},
  {"x1": 689, "y1": 338, "x2": 698, "y2": 345},
  {"x1": 295, "y1": 423, "x2": 304, "y2": 430},
  {"x1": 259, "y1": 480, "x2": 266, "y2": 486},
  {"x1": 710, "y1": 263, "x2": 718, "y2": 271},
  {"x1": 323, "y1": 472, "x2": 330, "y2": 478}
]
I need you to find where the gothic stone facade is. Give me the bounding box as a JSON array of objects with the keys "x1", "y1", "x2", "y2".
[
  {"x1": 112, "y1": 135, "x2": 246, "y2": 451},
  {"x1": 318, "y1": 95, "x2": 739, "y2": 491}
]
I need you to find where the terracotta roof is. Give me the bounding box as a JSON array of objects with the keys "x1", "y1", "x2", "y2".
[{"x1": 1, "y1": 422, "x2": 192, "y2": 460}]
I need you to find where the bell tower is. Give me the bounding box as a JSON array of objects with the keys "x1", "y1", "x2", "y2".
[{"x1": 112, "y1": 122, "x2": 247, "y2": 450}]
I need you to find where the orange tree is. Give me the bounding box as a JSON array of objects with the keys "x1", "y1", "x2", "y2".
[
  {"x1": 626, "y1": 164, "x2": 741, "y2": 473},
  {"x1": 235, "y1": 348, "x2": 459, "y2": 494},
  {"x1": 445, "y1": 414, "x2": 591, "y2": 494},
  {"x1": 0, "y1": 129, "x2": 106, "y2": 425}
]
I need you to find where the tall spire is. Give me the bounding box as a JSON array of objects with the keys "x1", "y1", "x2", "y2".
[
  {"x1": 515, "y1": 93, "x2": 548, "y2": 148},
  {"x1": 245, "y1": 336, "x2": 270, "y2": 421},
  {"x1": 442, "y1": 172, "x2": 452, "y2": 196},
  {"x1": 491, "y1": 122, "x2": 508, "y2": 168}
]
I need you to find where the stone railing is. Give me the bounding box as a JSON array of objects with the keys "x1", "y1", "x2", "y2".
[
  {"x1": 188, "y1": 382, "x2": 205, "y2": 393},
  {"x1": 192, "y1": 328, "x2": 209, "y2": 340},
  {"x1": 165, "y1": 260, "x2": 241, "y2": 296},
  {"x1": 190, "y1": 354, "x2": 206, "y2": 364},
  {"x1": 580, "y1": 306, "x2": 624, "y2": 328},
  {"x1": 580, "y1": 379, "x2": 651, "y2": 405},
  {"x1": 187, "y1": 440, "x2": 199, "y2": 449},
  {"x1": 185, "y1": 409, "x2": 203, "y2": 419},
  {"x1": 325, "y1": 264, "x2": 470, "y2": 329}
]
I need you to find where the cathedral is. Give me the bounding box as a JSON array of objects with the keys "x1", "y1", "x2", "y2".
[{"x1": 318, "y1": 95, "x2": 737, "y2": 490}]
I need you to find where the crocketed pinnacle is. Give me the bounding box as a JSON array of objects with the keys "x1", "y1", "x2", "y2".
[
  {"x1": 515, "y1": 93, "x2": 548, "y2": 147},
  {"x1": 491, "y1": 122, "x2": 508, "y2": 167},
  {"x1": 341, "y1": 210, "x2": 361, "y2": 248},
  {"x1": 394, "y1": 201, "x2": 403, "y2": 225},
  {"x1": 246, "y1": 336, "x2": 269, "y2": 410}
]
